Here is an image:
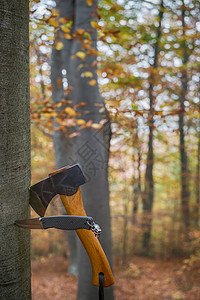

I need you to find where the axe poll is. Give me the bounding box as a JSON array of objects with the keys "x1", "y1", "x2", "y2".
[{"x1": 27, "y1": 164, "x2": 114, "y2": 287}]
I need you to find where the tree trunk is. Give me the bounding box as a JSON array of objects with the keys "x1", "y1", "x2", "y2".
[
  {"x1": 142, "y1": 0, "x2": 164, "y2": 251},
  {"x1": 179, "y1": 1, "x2": 190, "y2": 231},
  {"x1": 0, "y1": 1, "x2": 31, "y2": 299},
  {"x1": 51, "y1": 7, "x2": 79, "y2": 273},
  {"x1": 51, "y1": 1, "x2": 114, "y2": 299},
  {"x1": 195, "y1": 129, "x2": 200, "y2": 227},
  {"x1": 132, "y1": 123, "x2": 141, "y2": 225}
]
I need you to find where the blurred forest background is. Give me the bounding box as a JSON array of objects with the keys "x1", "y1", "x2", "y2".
[{"x1": 29, "y1": 0, "x2": 199, "y2": 299}]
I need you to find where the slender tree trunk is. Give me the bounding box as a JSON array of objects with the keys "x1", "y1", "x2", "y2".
[
  {"x1": 51, "y1": 1, "x2": 114, "y2": 299},
  {"x1": 132, "y1": 123, "x2": 141, "y2": 225},
  {"x1": 142, "y1": 0, "x2": 164, "y2": 250},
  {"x1": 179, "y1": 1, "x2": 190, "y2": 231},
  {"x1": 195, "y1": 129, "x2": 200, "y2": 227},
  {"x1": 0, "y1": 1, "x2": 31, "y2": 299},
  {"x1": 122, "y1": 200, "x2": 128, "y2": 265}
]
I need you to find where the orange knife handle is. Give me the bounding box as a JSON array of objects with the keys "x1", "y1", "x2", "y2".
[{"x1": 60, "y1": 188, "x2": 114, "y2": 287}]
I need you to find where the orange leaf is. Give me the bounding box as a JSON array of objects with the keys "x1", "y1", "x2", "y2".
[
  {"x1": 77, "y1": 102, "x2": 87, "y2": 107},
  {"x1": 86, "y1": 120, "x2": 93, "y2": 127},
  {"x1": 64, "y1": 33, "x2": 72, "y2": 39},
  {"x1": 49, "y1": 18, "x2": 59, "y2": 28},
  {"x1": 88, "y1": 79, "x2": 97, "y2": 86},
  {"x1": 65, "y1": 107, "x2": 76, "y2": 117},
  {"x1": 61, "y1": 25, "x2": 70, "y2": 33},
  {"x1": 90, "y1": 21, "x2": 101, "y2": 30},
  {"x1": 87, "y1": 0, "x2": 93, "y2": 6},
  {"x1": 59, "y1": 17, "x2": 68, "y2": 24},
  {"x1": 76, "y1": 29, "x2": 85, "y2": 35},
  {"x1": 57, "y1": 78, "x2": 63, "y2": 85}
]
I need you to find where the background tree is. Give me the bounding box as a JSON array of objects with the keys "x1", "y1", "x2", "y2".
[
  {"x1": 0, "y1": 0, "x2": 31, "y2": 298},
  {"x1": 142, "y1": 0, "x2": 164, "y2": 250},
  {"x1": 51, "y1": 0, "x2": 114, "y2": 299}
]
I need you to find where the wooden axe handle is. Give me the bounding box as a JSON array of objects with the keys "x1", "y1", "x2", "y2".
[{"x1": 60, "y1": 188, "x2": 114, "y2": 287}]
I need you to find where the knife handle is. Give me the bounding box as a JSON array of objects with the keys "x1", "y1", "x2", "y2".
[
  {"x1": 41, "y1": 216, "x2": 93, "y2": 230},
  {"x1": 60, "y1": 188, "x2": 114, "y2": 287}
]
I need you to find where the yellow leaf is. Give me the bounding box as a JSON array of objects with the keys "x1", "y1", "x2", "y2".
[
  {"x1": 88, "y1": 79, "x2": 97, "y2": 86},
  {"x1": 61, "y1": 25, "x2": 70, "y2": 33},
  {"x1": 92, "y1": 123, "x2": 101, "y2": 129},
  {"x1": 90, "y1": 21, "x2": 101, "y2": 30},
  {"x1": 76, "y1": 51, "x2": 86, "y2": 59},
  {"x1": 87, "y1": 0, "x2": 93, "y2": 6},
  {"x1": 77, "y1": 64, "x2": 84, "y2": 70},
  {"x1": 56, "y1": 41, "x2": 64, "y2": 50},
  {"x1": 99, "y1": 107, "x2": 105, "y2": 113},
  {"x1": 81, "y1": 71, "x2": 93, "y2": 78},
  {"x1": 65, "y1": 107, "x2": 76, "y2": 117},
  {"x1": 57, "y1": 102, "x2": 63, "y2": 107},
  {"x1": 77, "y1": 119, "x2": 86, "y2": 125},
  {"x1": 49, "y1": 18, "x2": 59, "y2": 28},
  {"x1": 64, "y1": 33, "x2": 72, "y2": 39}
]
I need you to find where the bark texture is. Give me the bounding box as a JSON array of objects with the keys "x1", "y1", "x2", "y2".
[
  {"x1": 51, "y1": 1, "x2": 114, "y2": 299},
  {"x1": 132, "y1": 123, "x2": 141, "y2": 225},
  {"x1": 0, "y1": 1, "x2": 31, "y2": 299},
  {"x1": 142, "y1": 0, "x2": 164, "y2": 250},
  {"x1": 179, "y1": 1, "x2": 190, "y2": 231}
]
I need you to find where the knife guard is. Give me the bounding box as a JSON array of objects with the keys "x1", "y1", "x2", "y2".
[{"x1": 59, "y1": 188, "x2": 114, "y2": 287}]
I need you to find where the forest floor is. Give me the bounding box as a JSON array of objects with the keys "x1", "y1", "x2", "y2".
[{"x1": 31, "y1": 255, "x2": 200, "y2": 300}]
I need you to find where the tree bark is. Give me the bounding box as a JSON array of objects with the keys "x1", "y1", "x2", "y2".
[
  {"x1": 51, "y1": 1, "x2": 114, "y2": 299},
  {"x1": 195, "y1": 129, "x2": 200, "y2": 227},
  {"x1": 132, "y1": 123, "x2": 141, "y2": 225},
  {"x1": 0, "y1": 1, "x2": 31, "y2": 299},
  {"x1": 51, "y1": 26, "x2": 79, "y2": 275},
  {"x1": 179, "y1": 1, "x2": 190, "y2": 231},
  {"x1": 142, "y1": 0, "x2": 164, "y2": 250}
]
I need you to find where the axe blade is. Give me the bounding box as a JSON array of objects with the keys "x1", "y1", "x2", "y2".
[{"x1": 29, "y1": 164, "x2": 86, "y2": 217}]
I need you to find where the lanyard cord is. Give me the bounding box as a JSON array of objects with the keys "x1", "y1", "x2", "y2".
[{"x1": 99, "y1": 273, "x2": 104, "y2": 300}]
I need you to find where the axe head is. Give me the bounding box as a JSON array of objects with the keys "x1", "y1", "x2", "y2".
[{"x1": 29, "y1": 164, "x2": 86, "y2": 217}]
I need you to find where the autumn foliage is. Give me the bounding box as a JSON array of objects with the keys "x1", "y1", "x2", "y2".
[{"x1": 30, "y1": 0, "x2": 199, "y2": 298}]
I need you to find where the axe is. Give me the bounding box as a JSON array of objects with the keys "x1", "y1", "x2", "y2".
[{"x1": 19, "y1": 164, "x2": 114, "y2": 287}]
